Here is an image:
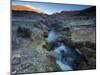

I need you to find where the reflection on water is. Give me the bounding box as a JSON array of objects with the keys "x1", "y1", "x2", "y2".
[{"x1": 47, "y1": 30, "x2": 61, "y2": 43}]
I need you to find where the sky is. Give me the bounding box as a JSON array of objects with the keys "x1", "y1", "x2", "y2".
[{"x1": 12, "y1": 1, "x2": 93, "y2": 14}]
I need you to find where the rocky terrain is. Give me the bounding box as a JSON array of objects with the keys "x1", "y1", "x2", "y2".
[{"x1": 11, "y1": 6, "x2": 96, "y2": 74}]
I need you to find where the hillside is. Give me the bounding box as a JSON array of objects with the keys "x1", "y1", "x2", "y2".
[{"x1": 12, "y1": 5, "x2": 44, "y2": 14}]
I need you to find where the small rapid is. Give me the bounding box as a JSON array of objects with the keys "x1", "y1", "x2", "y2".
[
  {"x1": 47, "y1": 30, "x2": 74, "y2": 71},
  {"x1": 54, "y1": 43, "x2": 73, "y2": 71}
]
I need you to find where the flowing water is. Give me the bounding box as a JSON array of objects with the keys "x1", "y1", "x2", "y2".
[
  {"x1": 47, "y1": 30, "x2": 74, "y2": 71},
  {"x1": 54, "y1": 44, "x2": 73, "y2": 71},
  {"x1": 46, "y1": 30, "x2": 61, "y2": 43}
]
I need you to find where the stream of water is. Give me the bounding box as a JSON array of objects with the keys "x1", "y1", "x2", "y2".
[{"x1": 47, "y1": 30, "x2": 74, "y2": 71}]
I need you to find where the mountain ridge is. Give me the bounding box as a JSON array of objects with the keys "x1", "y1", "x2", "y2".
[{"x1": 12, "y1": 5, "x2": 44, "y2": 14}]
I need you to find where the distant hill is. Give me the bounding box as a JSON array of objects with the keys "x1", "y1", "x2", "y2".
[
  {"x1": 12, "y1": 5, "x2": 44, "y2": 14},
  {"x1": 61, "y1": 10, "x2": 78, "y2": 13},
  {"x1": 77, "y1": 6, "x2": 96, "y2": 16},
  {"x1": 52, "y1": 10, "x2": 78, "y2": 17},
  {"x1": 11, "y1": 5, "x2": 47, "y2": 20},
  {"x1": 48, "y1": 6, "x2": 96, "y2": 22}
]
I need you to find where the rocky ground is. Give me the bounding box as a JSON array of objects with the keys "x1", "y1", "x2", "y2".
[
  {"x1": 11, "y1": 26, "x2": 61, "y2": 74},
  {"x1": 11, "y1": 6, "x2": 96, "y2": 74},
  {"x1": 70, "y1": 27, "x2": 96, "y2": 70}
]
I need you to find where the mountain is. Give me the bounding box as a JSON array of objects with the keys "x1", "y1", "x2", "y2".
[
  {"x1": 61, "y1": 10, "x2": 78, "y2": 13},
  {"x1": 51, "y1": 10, "x2": 79, "y2": 19},
  {"x1": 76, "y1": 6, "x2": 96, "y2": 16},
  {"x1": 12, "y1": 5, "x2": 44, "y2": 14},
  {"x1": 12, "y1": 5, "x2": 47, "y2": 21},
  {"x1": 52, "y1": 6, "x2": 96, "y2": 17}
]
